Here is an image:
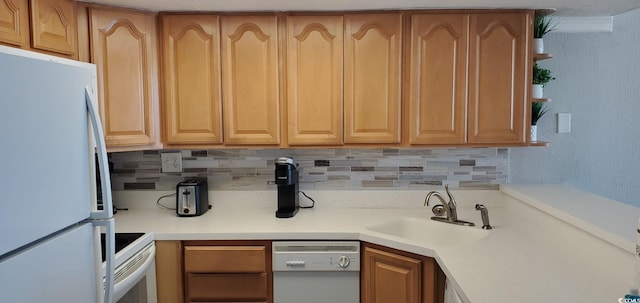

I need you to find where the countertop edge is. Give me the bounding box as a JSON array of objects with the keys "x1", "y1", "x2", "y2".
[{"x1": 499, "y1": 184, "x2": 636, "y2": 253}]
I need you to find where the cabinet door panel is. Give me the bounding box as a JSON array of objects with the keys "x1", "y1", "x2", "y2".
[
  {"x1": 0, "y1": 0, "x2": 28, "y2": 47},
  {"x1": 30, "y1": 0, "x2": 77, "y2": 57},
  {"x1": 344, "y1": 13, "x2": 401, "y2": 144},
  {"x1": 221, "y1": 15, "x2": 279, "y2": 145},
  {"x1": 468, "y1": 13, "x2": 529, "y2": 144},
  {"x1": 184, "y1": 246, "x2": 266, "y2": 273},
  {"x1": 186, "y1": 273, "x2": 268, "y2": 301},
  {"x1": 90, "y1": 8, "x2": 158, "y2": 147},
  {"x1": 363, "y1": 246, "x2": 421, "y2": 303},
  {"x1": 286, "y1": 15, "x2": 343, "y2": 146},
  {"x1": 162, "y1": 15, "x2": 223, "y2": 145},
  {"x1": 409, "y1": 14, "x2": 467, "y2": 145}
]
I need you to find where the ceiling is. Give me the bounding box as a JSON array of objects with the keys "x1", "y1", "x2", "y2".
[{"x1": 84, "y1": 0, "x2": 640, "y2": 16}]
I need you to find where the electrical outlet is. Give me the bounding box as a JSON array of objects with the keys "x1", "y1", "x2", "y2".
[{"x1": 161, "y1": 152, "x2": 182, "y2": 173}]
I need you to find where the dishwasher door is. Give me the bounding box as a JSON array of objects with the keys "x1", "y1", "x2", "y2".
[
  {"x1": 272, "y1": 241, "x2": 360, "y2": 303},
  {"x1": 274, "y1": 271, "x2": 359, "y2": 303}
]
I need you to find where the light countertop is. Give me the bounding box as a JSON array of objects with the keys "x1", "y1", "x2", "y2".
[{"x1": 113, "y1": 185, "x2": 636, "y2": 303}]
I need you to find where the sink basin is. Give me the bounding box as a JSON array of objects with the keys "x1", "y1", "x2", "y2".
[{"x1": 366, "y1": 217, "x2": 489, "y2": 247}]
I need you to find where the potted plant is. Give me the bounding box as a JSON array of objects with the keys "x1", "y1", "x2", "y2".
[
  {"x1": 534, "y1": 14, "x2": 555, "y2": 54},
  {"x1": 532, "y1": 64, "x2": 555, "y2": 99},
  {"x1": 530, "y1": 102, "x2": 549, "y2": 142}
]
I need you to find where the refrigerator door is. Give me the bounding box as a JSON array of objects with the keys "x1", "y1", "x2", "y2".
[
  {"x1": 0, "y1": 46, "x2": 112, "y2": 302},
  {"x1": 0, "y1": 223, "x2": 99, "y2": 302},
  {"x1": 0, "y1": 46, "x2": 95, "y2": 256}
]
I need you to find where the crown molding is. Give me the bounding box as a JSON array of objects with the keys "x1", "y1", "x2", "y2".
[{"x1": 552, "y1": 16, "x2": 613, "y2": 33}]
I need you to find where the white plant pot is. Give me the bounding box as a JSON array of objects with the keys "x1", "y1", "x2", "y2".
[
  {"x1": 530, "y1": 125, "x2": 538, "y2": 142},
  {"x1": 532, "y1": 84, "x2": 544, "y2": 99},
  {"x1": 534, "y1": 38, "x2": 544, "y2": 54}
]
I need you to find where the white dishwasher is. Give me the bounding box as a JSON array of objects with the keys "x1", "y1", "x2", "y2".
[{"x1": 272, "y1": 241, "x2": 360, "y2": 303}]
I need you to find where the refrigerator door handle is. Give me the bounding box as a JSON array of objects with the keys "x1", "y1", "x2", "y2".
[
  {"x1": 85, "y1": 87, "x2": 113, "y2": 220},
  {"x1": 92, "y1": 218, "x2": 115, "y2": 303}
]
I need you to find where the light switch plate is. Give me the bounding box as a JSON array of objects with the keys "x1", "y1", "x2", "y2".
[
  {"x1": 557, "y1": 112, "x2": 571, "y2": 133},
  {"x1": 161, "y1": 152, "x2": 182, "y2": 173}
]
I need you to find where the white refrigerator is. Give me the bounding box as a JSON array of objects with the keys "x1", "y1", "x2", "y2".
[{"x1": 0, "y1": 46, "x2": 115, "y2": 302}]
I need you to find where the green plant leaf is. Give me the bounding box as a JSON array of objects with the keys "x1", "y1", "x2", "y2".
[
  {"x1": 534, "y1": 15, "x2": 556, "y2": 38},
  {"x1": 533, "y1": 64, "x2": 556, "y2": 85},
  {"x1": 531, "y1": 102, "x2": 549, "y2": 125}
]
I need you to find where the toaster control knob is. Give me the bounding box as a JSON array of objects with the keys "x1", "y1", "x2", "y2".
[
  {"x1": 183, "y1": 208, "x2": 189, "y2": 213},
  {"x1": 338, "y1": 255, "x2": 350, "y2": 268}
]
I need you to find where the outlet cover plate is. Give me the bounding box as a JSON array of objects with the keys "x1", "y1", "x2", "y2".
[
  {"x1": 161, "y1": 152, "x2": 182, "y2": 173},
  {"x1": 557, "y1": 112, "x2": 572, "y2": 133}
]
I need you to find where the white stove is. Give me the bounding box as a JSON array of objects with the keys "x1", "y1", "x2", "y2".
[{"x1": 102, "y1": 233, "x2": 156, "y2": 303}]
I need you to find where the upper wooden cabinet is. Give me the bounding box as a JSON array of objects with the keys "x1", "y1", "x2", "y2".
[
  {"x1": 468, "y1": 12, "x2": 530, "y2": 144},
  {"x1": 408, "y1": 14, "x2": 468, "y2": 145},
  {"x1": 0, "y1": 0, "x2": 77, "y2": 58},
  {"x1": 90, "y1": 8, "x2": 160, "y2": 148},
  {"x1": 285, "y1": 15, "x2": 343, "y2": 146},
  {"x1": 221, "y1": 15, "x2": 280, "y2": 145},
  {"x1": 408, "y1": 12, "x2": 530, "y2": 146},
  {"x1": 0, "y1": 0, "x2": 29, "y2": 48},
  {"x1": 29, "y1": 0, "x2": 77, "y2": 57},
  {"x1": 344, "y1": 13, "x2": 401, "y2": 144},
  {"x1": 161, "y1": 14, "x2": 223, "y2": 145}
]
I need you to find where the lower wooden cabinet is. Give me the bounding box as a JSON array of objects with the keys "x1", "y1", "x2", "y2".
[
  {"x1": 156, "y1": 240, "x2": 272, "y2": 303},
  {"x1": 155, "y1": 240, "x2": 184, "y2": 303},
  {"x1": 183, "y1": 241, "x2": 272, "y2": 303},
  {"x1": 362, "y1": 242, "x2": 444, "y2": 303},
  {"x1": 157, "y1": 240, "x2": 442, "y2": 303}
]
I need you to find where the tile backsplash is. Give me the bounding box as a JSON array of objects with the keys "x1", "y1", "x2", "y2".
[{"x1": 109, "y1": 148, "x2": 508, "y2": 191}]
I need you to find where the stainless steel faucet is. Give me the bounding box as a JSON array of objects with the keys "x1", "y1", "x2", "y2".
[
  {"x1": 424, "y1": 185, "x2": 474, "y2": 226},
  {"x1": 424, "y1": 184, "x2": 458, "y2": 221}
]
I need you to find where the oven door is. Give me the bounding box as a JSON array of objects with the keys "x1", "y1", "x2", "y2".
[{"x1": 114, "y1": 242, "x2": 157, "y2": 303}]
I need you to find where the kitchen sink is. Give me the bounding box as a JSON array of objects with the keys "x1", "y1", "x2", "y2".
[{"x1": 366, "y1": 217, "x2": 489, "y2": 247}]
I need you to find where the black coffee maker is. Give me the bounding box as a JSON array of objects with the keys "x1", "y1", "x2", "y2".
[{"x1": 275, "y1": 157, "x2": 299, "y2": 218}]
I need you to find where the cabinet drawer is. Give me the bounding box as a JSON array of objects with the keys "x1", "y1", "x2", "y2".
[
  {"x1": 184, "y1": 246, "x2": 266, "y2": 273},
  {"x1": 186, "y1": 273, "x2": 268, "y2": 301}
]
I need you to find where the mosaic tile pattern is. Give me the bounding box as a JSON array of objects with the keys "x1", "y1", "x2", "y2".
[{"x1": 109, "y1": 148, "x2": 509, "y2": 191}]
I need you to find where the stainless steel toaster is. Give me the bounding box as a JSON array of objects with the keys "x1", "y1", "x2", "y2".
[{"x1": 176, "y1": 179, "x2": 210, "y2": 217}]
